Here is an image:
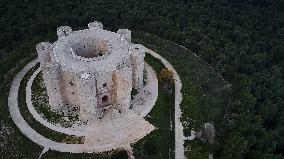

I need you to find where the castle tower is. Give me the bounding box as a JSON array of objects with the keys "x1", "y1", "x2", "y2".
[
  {"x1": 130, "y1": 44, "x2": 145, "y2": 89},
  {"x1": 36, "y1": 42, "x2": 63, "y2": 111},
  {"x1": 36, "y1": 21, "x2": 145, "y2": 121}
]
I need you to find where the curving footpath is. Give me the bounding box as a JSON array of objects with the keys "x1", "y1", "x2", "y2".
[
  {"x1": 145, "y1": 48, "x2": 185, "y2": 159},
  {"x1": 8, "y1": 47, "x2": 184, "y2": 158},
  {"x1": 8, "y1": 59, "x2": 86, "y2": 153}
]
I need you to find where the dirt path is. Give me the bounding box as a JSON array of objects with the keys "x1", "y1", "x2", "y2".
[{"x1": 145, "y1": 48, "x2": 185, "y2": 159}]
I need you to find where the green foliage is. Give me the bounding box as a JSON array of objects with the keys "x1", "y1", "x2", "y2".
[
  {"x1": 181, "y1": 81, "x2": 204, "y2": 132},
  {"x1": 0, "y1": 0, "x2": 284, "y2": 158},
  {"x1": 220, "y1": 132, "x2": 249, "y2": 159},
  {"x1": 144, "y1": 140, "x2": 158, "y2": 155},
  {"x1": 185, "y1": 141, "x2": 211, "y2": 159},
  {"x1": 133, "y1": 30, "x2": 283, "y2": 159},
  {"x1": 158, "y1": 68, "x2": 175, "y2": 94},
  {"x1": 0, "y1": 57, "x2": 41, "y2": 158}
]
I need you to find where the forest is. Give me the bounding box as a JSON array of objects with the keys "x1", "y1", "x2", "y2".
[{"x1": 0, "y1": 0, "x2": 283, "y2": 158}]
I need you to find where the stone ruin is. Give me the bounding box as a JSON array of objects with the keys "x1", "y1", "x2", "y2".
[
  {"x1": 195, "y1": 123, "x2": 215, "y2": 144},
  {"x1": 36, "y1": 21, "x2": 145, "y2": 122}
]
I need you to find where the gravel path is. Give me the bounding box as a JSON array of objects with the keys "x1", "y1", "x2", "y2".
[{"x1": 145, "y1": 48, "x2": 185, "y2": 159}]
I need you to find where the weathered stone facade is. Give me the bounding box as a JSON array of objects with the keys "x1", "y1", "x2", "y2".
[{"x1": 36, "y1": 21, "x2": 145, "y2": 121}]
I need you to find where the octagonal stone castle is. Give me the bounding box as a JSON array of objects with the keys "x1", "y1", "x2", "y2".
[{"x1": 36, "y1": 21, "x2": 145, "y2": 121}]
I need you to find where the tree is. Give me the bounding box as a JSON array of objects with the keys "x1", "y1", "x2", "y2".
[{"x1": 158, "y1": 68, "x2": 175, "y2": 94}]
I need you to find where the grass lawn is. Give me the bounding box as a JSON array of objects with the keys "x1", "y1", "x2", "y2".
[
  {"x1": 0, "y1": 56, "x2": 43, "y2": 158},
  {"x1": 132, "y1": 54, "x2": 175, "y2": 159},
  {"x1": 133, "y1": 31, "x2": 229, "y2": 158}
]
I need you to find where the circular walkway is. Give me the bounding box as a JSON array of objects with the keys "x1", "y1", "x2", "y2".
[
  {"x1": 9, "y1": 59, "x2": 155, "y2": 153},
  {"x1": 8, "y1": 48, "x2": 184, "y2": 157}
]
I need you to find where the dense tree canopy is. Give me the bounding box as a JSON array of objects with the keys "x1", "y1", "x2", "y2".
[{"x1": 0, "y1": 0, "x2": 283, "y2": 158}]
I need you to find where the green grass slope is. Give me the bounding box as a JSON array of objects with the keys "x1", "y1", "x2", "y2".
[{"x1": 133, "y1": 31, "x2": 230, "y2": 158}]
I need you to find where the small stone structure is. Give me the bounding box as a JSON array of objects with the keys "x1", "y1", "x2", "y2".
[
  {"x1": 36, "y1": 21, "x2": 145, "y2": 121},
  {"x1": 195, "y1": 123, "x2": 215, "y2": 144}
]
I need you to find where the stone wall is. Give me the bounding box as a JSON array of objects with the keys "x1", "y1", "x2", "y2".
[
  {"x1": 57, "y1": 26, "x2": 72, "y2": 38},
  {"x1": 59, "y1": 70, "x2": 80, "y2": 107},
  {"x1": 114, "y1": 66, "x2": 132, "y2": 111},
  {"x1": 41, "y1": 62, "x2": 63, "y2": 111},
  {"x1": 76, "y1": 74, "x2": 97, "y2": 121}
]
